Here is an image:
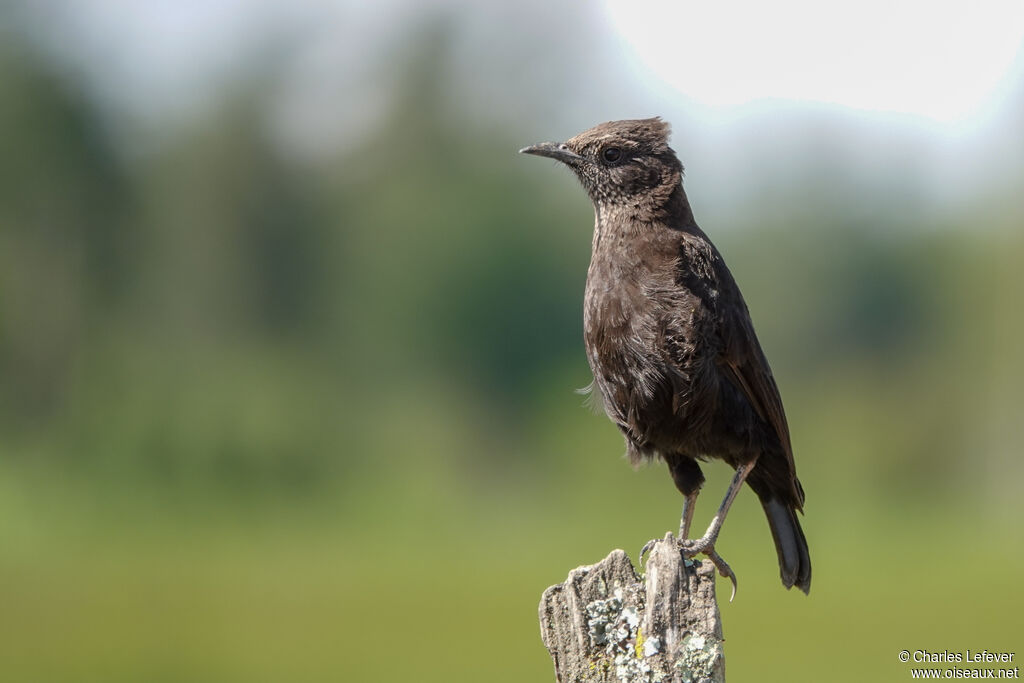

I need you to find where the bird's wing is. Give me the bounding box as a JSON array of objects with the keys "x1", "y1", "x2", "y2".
[
  {"x1": 673, "y1": 232, "x2": 797, "y2": 497},
  {"x1": 717, "y1": 301, "x2": 794, "y2": 462}
]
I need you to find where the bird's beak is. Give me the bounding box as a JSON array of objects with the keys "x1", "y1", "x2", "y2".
[{"x1": 519, "y1": 141, "x2": 583, "y2": 165}]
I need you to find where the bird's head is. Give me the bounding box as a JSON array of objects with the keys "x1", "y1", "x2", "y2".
[{"x1": 520, "y1": 118, "x2": 683, "y2": 213}]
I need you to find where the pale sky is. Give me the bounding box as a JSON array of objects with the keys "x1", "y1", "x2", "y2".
[
  {"x1": 20, "y1": 0, "x2": 1023, "y2": 131},
  {"x1": 604, "y1": 0, "x2": 1024, "y2": 123}
]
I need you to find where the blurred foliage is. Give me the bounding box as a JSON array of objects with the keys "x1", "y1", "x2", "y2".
[{"x1": 0, "y1": 12, "x2": 1022, "y2": 683}]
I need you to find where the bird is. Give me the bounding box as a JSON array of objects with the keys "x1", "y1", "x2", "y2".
[{"x1": 520, "y1": 118, "x2": 810, "y2": 595}]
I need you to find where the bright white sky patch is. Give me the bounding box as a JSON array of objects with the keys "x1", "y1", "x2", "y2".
[{"x1": 604, "y1": 0, "x2": 1024, "y2": 122}]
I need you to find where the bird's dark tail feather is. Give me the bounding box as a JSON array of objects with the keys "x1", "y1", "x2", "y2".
[{"x1": 761, "y1": 498, "x2": 811, "y2": 594}]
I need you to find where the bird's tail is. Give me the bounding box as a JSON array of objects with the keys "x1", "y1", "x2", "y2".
[{"x1": 760, "y1": 496, "x2": 811, "y2": 594}]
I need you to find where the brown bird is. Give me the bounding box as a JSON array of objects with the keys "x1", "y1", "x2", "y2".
[{"x1": 521, "y1": 118, "x2": 810, "y2": 595}]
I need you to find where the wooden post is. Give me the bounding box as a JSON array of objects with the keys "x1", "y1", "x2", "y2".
[{"x1": 538, "y1": 534, "x2": 725, "y2": 683}]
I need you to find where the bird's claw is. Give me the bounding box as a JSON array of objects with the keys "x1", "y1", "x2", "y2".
[
  {"x1": 639, "y1": 532, "x2": 675, "y2": 566},
  {"x1": 706, "y1": 548, "x2": 738, "y2": 602},
  {"x1": 639, "y1": 539, "x2": 657, "y2": 566}
]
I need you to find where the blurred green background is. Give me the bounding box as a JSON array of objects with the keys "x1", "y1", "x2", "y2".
[{"x1": 1, "y1": 3, "x2": 1022, "y2": 682}]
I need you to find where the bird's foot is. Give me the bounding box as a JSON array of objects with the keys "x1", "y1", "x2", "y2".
[
  {"x1": 679, "y1": 536, "x2": 738, "y2": 602},
  {"x1": 638, "y1": 532, "x2": 737, "y2": 600}
]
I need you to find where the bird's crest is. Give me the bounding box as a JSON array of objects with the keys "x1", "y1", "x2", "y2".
[{"x1": 569, "y1": 117, "x2": 672, "y2": 154}]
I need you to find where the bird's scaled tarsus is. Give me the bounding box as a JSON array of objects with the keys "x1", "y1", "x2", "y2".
[
  {"x1": 641, "y1": 459, "x2": 757, "y2": 602},
  {"x1": 679, "y1": 490, "x2": 698, "y2": 539}
]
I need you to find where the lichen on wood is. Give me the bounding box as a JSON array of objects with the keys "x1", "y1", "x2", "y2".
[{"x1": 539, "y1": 534, "x2": 725, "y2": 683}]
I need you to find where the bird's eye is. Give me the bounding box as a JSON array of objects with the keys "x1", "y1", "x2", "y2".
[{"x1": 602, "y1": 147, "x2": 623, "y2": 164}]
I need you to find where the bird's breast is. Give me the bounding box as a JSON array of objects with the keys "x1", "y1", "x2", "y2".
[
  {"x1": 581, "y1": 228, "x2": 718, "y2": 451},
  {"x1": 583, "y1": 247, "x2": 670, "y2": 423}
]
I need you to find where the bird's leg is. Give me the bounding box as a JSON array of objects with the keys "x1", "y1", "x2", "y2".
[
  {"x1": 680, "y1": 459, "x2": 757, "y2": 601},
  {"x1": 683, "y1": 460, "x2": 756, "y2": 553},
  {"x1": 679, "y1": 491, "x2": 698, "y2": 539},
  {"x1": 640, "y1": 493, "x2": 697, "y2": 566},
  {"x1": 642, "y1": 458, "x2": 705, "y2": 565}
]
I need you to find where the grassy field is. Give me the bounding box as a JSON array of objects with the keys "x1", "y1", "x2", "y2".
[{"x1": 2, "y1": 447, "x2": 1020, "y2": 683}]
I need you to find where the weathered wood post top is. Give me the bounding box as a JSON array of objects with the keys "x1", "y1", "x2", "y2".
[{"x1": 539, "y1": 535, "x2": 725, "y2": 683}]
